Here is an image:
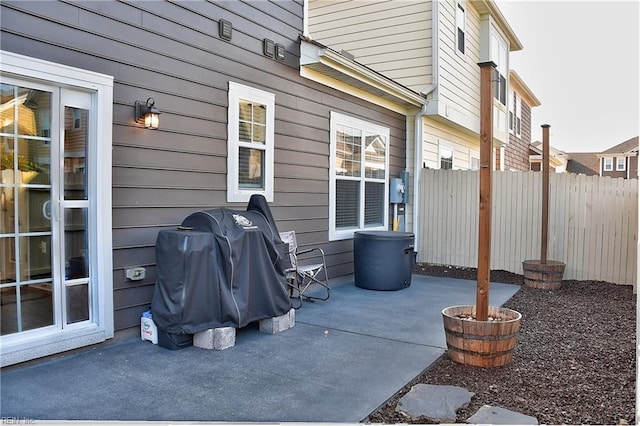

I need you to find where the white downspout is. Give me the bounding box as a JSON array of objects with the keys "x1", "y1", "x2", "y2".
[{"x1": 413, "y1": 0, "x2": 439, "y2": 256}]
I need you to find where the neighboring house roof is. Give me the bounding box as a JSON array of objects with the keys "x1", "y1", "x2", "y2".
[
  {"x1": 529, "y1": 141, "x2": 567, "y2": 169},
  {"x1": 565, "y1": 152, "x2": 600, "y2": 176},
  {"x1": 509, "y1": 70, "x2": 541, "y2": 107},
  {"x1": 598, "y1": 136, "x2": 639, "y2": 157}
]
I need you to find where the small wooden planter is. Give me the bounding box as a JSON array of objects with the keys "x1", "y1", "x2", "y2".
[
  {"x1": 442, "y1": 305, "x2": 522, "y2": 367},
  {"x1": 522, "y1": 260, "x2": 566, "y2": 290}
]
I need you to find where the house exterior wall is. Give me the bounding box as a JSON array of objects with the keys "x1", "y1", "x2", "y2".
[
  {"x1": 435, "y1": 1, "x2": 481, "y2": 131},
  {"x1": 308, "y1": 0, "x2": 433, "y2": 94},
  {"x1": 423, "y1": 117, "x2": 479, "y2": 171},
  {"x1": 503, "y1": 91, "x2": 533, "y2": 171},
  {"x1": 1, "y1": 0, "x2": 407, "y2": 331},
  {"x1": 601, "y1": 156, "x2": 638, "y2": 179}
]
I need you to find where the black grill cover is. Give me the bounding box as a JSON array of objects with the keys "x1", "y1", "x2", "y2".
[{"x1": 151, "y1": 196, "x2": 290, "y2": 333}]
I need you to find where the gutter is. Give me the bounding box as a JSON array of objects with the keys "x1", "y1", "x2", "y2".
[{"x1": 413, "y1": 0, "x2": 439, "y2": 256}]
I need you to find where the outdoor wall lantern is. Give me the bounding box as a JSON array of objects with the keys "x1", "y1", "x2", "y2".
[{"x1": 135, "y1": 97, "x2": 161, "y2": 130}]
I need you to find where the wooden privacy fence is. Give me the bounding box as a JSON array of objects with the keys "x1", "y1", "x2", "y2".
[{"x1": 418, "y1": 169, "x2": 638, "y2": 287}]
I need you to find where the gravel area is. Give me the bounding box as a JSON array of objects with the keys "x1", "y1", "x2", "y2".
[{"x1": 366, "y1": 263, "x2": 636, "y2": 425}]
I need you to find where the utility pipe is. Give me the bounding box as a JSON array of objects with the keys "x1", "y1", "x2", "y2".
[{"x1": 413, "y1": 0, "x2": 439, "y2": 255}]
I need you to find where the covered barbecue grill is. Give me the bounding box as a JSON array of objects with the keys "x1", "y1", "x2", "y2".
[{"x1": 151, "y1": 195, "x2": 291, "y2": 335}]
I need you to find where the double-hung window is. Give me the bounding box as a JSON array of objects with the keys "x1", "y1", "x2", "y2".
[
  {"x1": 330, "y1": 112, "x2": 389, "y2": 240},
  {"x1": 491, "y1": 33, "x2": 508, "y2": 106},
  {"x1": 508, "y1": 91, "x2": 515, "y2": 134},
  {"x1": 439, "y1": 143, "x2": 454, "y2": 170},
  {"x1": 456, "y1": 3, "x2": 466, "y2": 55},
  {"x1": 616, "y1": 157, "x2": 626, "y2": 171},
  {"x1": 227, "y1": 82, "x2": 275, "y2": 203},
  {"x1": 515, "y1": 96, "x2": 522, "y2": 137},
  {"x1": 603, "y1": 157, "x2": 613, "y2": 172}
]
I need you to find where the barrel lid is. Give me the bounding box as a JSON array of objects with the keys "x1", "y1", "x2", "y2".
[{"x1": 354, "y1": 230, "x2": 414, "y2": 240}]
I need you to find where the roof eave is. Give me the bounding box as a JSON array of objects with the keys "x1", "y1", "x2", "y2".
[
  {"x1": 472, "y1": 0, "x2": 523, "y2": 51},
  {"x1": 300, "y1": 39, "x2": 425, "y2": 109},
  {"x1": 509, "y1": 70, "x2": 541, "y2": 107}
]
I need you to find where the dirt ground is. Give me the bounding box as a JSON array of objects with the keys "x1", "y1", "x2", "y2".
[{"x1": 365, "y1": 263, "x2": 636, "y2": 425}]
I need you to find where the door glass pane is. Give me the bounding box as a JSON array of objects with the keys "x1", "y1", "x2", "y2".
[
  {"x1": 64, "y1": 107, "x2": 88, "y2": 200},
  {"x1": 0, "y1": 286, "x2": 19, "y2": 335},
  {"x1": 21, "y1": 283, "x2": 54, "y2": 332},
  {"x1": 65, "y1": 208, "x2": 89, "y2": 280},
  {"x1": 0, "y1": 236, "x2": 16, "y2": 283},
  {"x1": 18, "y1": 137, "x2": 51, "y2": 185},
  {"x1": 21, "y1": 235, "x2": 52, "y2": 281},
  {"x1": 66, "y1": 283, "x2": 88, "y2": 324},
  {"x1": 17, "y1": 188, "x2": 51, "y2": 234},
  {"x1": 0, "y1": 283, "x2": 54, "y2": 336}
]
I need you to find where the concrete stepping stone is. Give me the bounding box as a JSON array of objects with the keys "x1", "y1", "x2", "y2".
[
  {"x1": 467, "y1": 405, "x2": 538, "y2": 424},
  {"x1": 396, "y1": 384, "x2": 474, "y2": 422}
]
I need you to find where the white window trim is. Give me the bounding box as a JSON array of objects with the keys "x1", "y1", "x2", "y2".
[
  {"x1": 470, "y1": 151, "x2": 480, "y2": 171},
  {"x1": 227, "y1": 81, "x2": 275, "y2": 203},
  {"x1": 508, "y1": 91, "x2": 515, "y2": 134},
  {"x1": 616, "y1": 157, "x2": 626, "y2": 171},
  {"x1": 0, "y1": 50, "x2": 114, "y2": 367},
  {"x1": 439, "y1": 141, "x2": 455, "y2": 170},
  {"x1": 603, "y1": 157, "x2": 613, "y2": 172},
  {"x1": 515, "y1": 96, "x2": 522, "y2": 138},
  {"x1": 456, "y1": 2, "x2": 466, "y2": 57},
  {"x1": 329, "y1": 112, "x2": 389, "y2": 241}
]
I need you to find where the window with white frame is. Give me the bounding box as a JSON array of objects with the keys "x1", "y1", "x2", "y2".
[
  {"x1": 227, "y1": 82, "x2": 275, "y2": 203},
  {"x1": 0, "y1": 50, "x2": 113, "y2": 366},
  {"x1": 491, "y1": 33, "x2": 508, "y2": 106},
  {"x1": 456, "y1": 3, "x2": 466, "y2": 55},
  {"x1": 439, "y1": 143, "x2": 454, "y2": 170},
  {"x1": 515, "y1": 96, "x2": 522, "y2": 137},
  {"x1": 603, "y1": 157, "x2": 613, "y2": 171},
  {"x1": 470, "y1": 152, "x2": 480, "y2": 170},
  {"x1": 508, "y1": 91, "x2": 515, "y2": 134},
  {"x1": 616, "y1": 157, "x2": 626, "y2": 171},
  {"x1": 330, "y1": 112, "x2": 389, "y2": 240}
]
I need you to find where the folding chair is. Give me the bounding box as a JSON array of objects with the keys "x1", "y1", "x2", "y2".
[{"x1": 279, "y1": 231, "x2": 330, "y2": 309}]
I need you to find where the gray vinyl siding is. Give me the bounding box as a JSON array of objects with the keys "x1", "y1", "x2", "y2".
[
  {"x1": 308, "y1": 0, "x2": 433, "y2": 93},
  {"x1": 1, "y1": 0, "x2": 406, "y2": 331}
]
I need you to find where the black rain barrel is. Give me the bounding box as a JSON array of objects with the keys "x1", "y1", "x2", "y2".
[{"x1": 354, "y1": 231, "x2": 415, "y2": 291}]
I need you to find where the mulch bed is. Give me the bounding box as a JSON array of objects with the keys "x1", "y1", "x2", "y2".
[{"x1": 366, "y1": 263, "x2": 636, "y2": 425}]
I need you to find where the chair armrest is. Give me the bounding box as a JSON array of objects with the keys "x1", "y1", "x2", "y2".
[{"x1": 296, "y1": 247, "x2": 325, "y2": 257}]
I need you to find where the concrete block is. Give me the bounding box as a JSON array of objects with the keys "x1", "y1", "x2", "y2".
[
  {"x1": 193, "y1": 327, "x2": 236, "y2": 350},
  {"x1": 259, "y1": 309, "x2": 295, "y2": 334}
]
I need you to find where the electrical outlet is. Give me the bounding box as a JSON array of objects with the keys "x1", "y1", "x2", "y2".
[{"x1": 126, "y1": 267, "x2": 146, "y2": 281}]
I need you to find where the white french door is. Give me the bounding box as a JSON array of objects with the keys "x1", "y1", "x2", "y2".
[{"x1": 0, "y1": 51, "x2": 114, "y2": 366}]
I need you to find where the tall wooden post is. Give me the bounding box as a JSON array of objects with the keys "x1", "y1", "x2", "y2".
[
  {"x1": 476, "y1": 61, "x2": 496, "y2": 322},
  {"x1": 541, "y1": 125, "x2": 550, "y2": 264}
]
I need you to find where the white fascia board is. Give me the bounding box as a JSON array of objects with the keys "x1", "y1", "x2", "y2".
[{"x1": 300, "y1": 40, "x2": 425, "y2": 110}]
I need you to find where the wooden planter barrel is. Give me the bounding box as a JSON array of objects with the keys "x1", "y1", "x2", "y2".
[
  {"x1": 522, "y1": 260, "x2": 566, "y2": 290},
  {"x1": 442, "y1": 305, "x2": 522, "y2": 367}
]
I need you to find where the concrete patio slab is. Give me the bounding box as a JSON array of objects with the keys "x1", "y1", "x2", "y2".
[{"x1": 0, "y1": 275, "x2": 520, "y2": 423}]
